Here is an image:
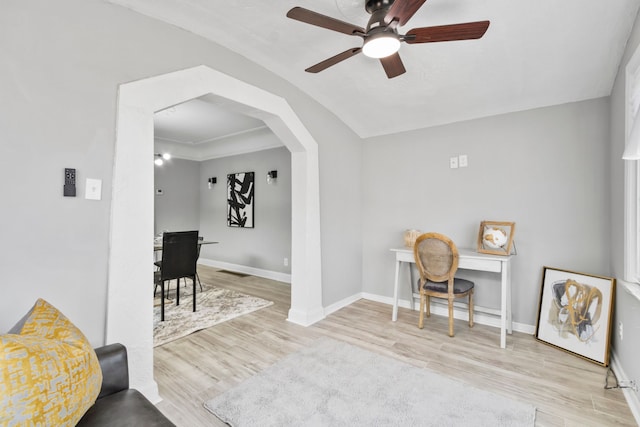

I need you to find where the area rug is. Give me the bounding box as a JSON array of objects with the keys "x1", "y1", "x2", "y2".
[
  {"x1": 204, "y1": 337, "x2": 536, "y2": 426},
  {"x1": 153, "y1": 284, "x2": 273, "y2": 347}
]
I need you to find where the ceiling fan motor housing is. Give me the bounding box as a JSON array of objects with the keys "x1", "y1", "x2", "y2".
[
  {"x1": 366, "y1": 0, "x2": 395, "y2": 36},
  {"x1": 365, "y1": 0, "x2": 395, "y2": 15},
  {"x1": 366, "y1": 0, "x2": 394, "y2": 31}
]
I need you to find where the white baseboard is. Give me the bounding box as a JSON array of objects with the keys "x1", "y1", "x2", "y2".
[
  {"x1": 195, "y1": 264, "x2": 533, "y2": 334},
  {"x1": 361, "y1": 292, "x2": 535, "y2": 334},
  {"x1": 610, "y1": 351, "x2": 640, "y2": 425},
  {"x1": 287, "y1": 307, "x2": 325, "y2": 327},
  {"x1": 199, "y1": 258, "x2": 291, "y2": 283},
  {"x1": 324, "y1": 292, "x2": 364, "y2": 317}
]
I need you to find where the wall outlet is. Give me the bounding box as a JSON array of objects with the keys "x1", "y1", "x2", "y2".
[
  {"x1": 459, "y1": 154, "x2": 468, "y2": 168},
  {"x1": 619, "y1": 321, "x2": 624, "y2": 340},
  {"x1": 449, "y1": 156, "x2": 459, "y2": 169},
  {"x1": 284, "y1": 257, "x2": 289, "y2": 267}
]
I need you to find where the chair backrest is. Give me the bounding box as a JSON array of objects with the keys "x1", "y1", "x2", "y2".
[
  {"x1": 413, "y1": 232, "x2": 459, "y2": 283},
  {"x1": 160, "y1": 231, "x2": 199, "y2": 281}
]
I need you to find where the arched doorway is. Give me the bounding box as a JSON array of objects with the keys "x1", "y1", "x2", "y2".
[{"x1": 106, "y1": 65, "x2": 324, "y2": 402}]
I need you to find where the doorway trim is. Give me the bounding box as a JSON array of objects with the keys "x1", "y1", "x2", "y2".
[{"x1": 106, "y1": 65, "x2": 324, "y2": 402}]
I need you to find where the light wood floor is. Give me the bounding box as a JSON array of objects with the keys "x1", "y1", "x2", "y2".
[{"x1": 154, "y1": 265, "x2": 636, "y2": 426}]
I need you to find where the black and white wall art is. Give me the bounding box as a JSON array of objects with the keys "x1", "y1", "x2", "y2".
[{"x1": 227, "y1": 172, "x2": 254, "y2": 228}]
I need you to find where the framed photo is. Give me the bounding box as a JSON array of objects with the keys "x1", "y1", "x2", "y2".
[
  {"x1": 476, "y1": 221, "x2": 515, "y2": 255},
  {"x1": 227, "y1": 172, "x2": 254, "y2": 228},
  {"x1": 535, "y1": 266, "x2": 615, "y2": 366}
]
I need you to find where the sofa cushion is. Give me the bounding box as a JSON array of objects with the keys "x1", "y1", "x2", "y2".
[
  {"x1": 77, "y1": 389, "x2": 175, "y2": 426},
  {"x1": 0, "y1": 298, "x2": 102, "y2": 426}
]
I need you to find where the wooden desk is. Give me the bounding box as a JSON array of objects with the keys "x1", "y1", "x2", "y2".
[{"x1": 390, "y1": 247, "x2": 513, "y2": 348}]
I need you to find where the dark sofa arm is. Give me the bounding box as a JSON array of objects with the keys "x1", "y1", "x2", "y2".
[{"x1": 95, "y1": 343, "x2": 130, "y2": 399}]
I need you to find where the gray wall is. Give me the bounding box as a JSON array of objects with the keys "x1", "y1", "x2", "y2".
[
  {"x1": 154, "y1": 158, "x2": 200, "y2": 234},
  {"x1": 198, "y1": 147, "x2": 292, "y2": 274},
  {"x1": 362, "y1": 98, "x2": 611, "y2": 326},
  {"x1": 4, "y1": 1, "x2": 630, "y2": 393},
  {"x1": 0, "y1": 0, "x2": 363, "y2": 342},
  {"x1": 609, "y1": 5, "x2": 640, "y2": 402}
]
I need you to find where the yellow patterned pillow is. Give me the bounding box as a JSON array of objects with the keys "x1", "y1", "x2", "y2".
[{"x1": 0, "y1": 298, "x2": 103, "y2": 426}]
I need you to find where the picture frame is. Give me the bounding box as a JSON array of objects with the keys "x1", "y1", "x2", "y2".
[
  {"x1": 476, "y1": 221, "x2": 516, "y2": 255},
  {"x1": 534, "y1": 266, "x2": 615, "y2": 366},
  {"x1": 227, "y1": 171, "x2": 254, "y2": 228}
]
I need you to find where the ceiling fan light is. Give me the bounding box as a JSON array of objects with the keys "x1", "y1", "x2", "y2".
[
  {"x1": 363, "y1": 34, "x2": 400, "y2": 58},
  {"x1": 162, "y1": 153, "x2": 171, "y2": 160}
]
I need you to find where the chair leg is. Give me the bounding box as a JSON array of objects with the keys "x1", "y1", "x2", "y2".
[
  {"x1": 448, "y1": 297, "x2": 455, "y2": 337},
  {"x1": 161, "y1": 281, "x2": 165, "y2": 322},
  {"x1": 426, "y1": 296, "x2": 431, "y2": 318},
  {"x1": 176, "y1": 278, "x2": 180, "y2": 306},
  {"x1": 192, "y1": 275, "x2": 196, "y2": 313},
  {"x1": 418, "y1": 293, "x2": 425, "y2": 329},
  {"x1": 196, "y1": 272, "x2": 203, "y2": 292},
  {"x1": 469, "y1": 290, "x2": 474, "y2": 328}
]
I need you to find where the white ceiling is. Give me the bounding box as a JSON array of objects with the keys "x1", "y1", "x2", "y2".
[
  {"x1": 115, "y1": 0, "x2": 640, "y2": 139},
  {"x1": 154, "y1": 97, "x2": 266, "y2": 145},
  {"x1": 154, "y1": 96, "x2": 285, "y2": 160}
]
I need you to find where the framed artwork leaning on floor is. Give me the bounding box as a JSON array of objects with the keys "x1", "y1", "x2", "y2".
[{"x1": 535, "y1": 266, "x2": 615, "y2": 366}]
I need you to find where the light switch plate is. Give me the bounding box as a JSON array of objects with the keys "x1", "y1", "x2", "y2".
[
  {"x1": 459, "y1": 154, "x2": 468, "y2": 168},
  {"x1": 449, "y1": 156, "x2": 459, "y2": 169},
  {"x1": 85, "y1": 178, "x2": 102, "y2": 200}
]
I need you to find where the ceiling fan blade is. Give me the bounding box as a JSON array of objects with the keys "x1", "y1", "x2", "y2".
[
  {"x1": 287, "y1": 7, "x2": 365, "y2": 36},
  {"x1": 305, "y1": 48, "x2": 362, "y2": 73},
  {"x1": 379, "y1": 53, "x2": 406, "y2": 79},
  {"x1": 384, "y1": 0, "x2": 427, "y2": 27},
  {"x1": 405, "y1": 21, "x2": 490, "y2": 44}
]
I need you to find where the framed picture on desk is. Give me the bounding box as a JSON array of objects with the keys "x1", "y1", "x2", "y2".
[{"x1": 476, "y1": 220, "x2": 515, "y2": 255}]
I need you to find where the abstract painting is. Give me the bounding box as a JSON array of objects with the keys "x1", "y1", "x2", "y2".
[
  {"x1": 535, "y1": 266, "x2": 615, "y2": 366},
  {"x1": 227, "y1": 172, "x2": 254, "y2": 228}
]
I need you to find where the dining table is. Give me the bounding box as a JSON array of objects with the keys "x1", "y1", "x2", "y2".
[{"x1": 153, "y1": 240, "x2": 218, "y2": 251}]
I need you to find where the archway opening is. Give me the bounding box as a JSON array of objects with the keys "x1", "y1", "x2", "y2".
[{"x1": 106, "y1": 65, "x2": 324, "y2": 402}]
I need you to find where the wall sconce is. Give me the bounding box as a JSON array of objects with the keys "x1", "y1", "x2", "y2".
[
  {"x1": 207, "y1": 177, "x2": 217, "y2": 189},
  {"x1": 154, "y1": 153, "x2": 171, "y2": 166},
  {"x1": 266, "y1": 170, "x2": 278, "y2": 184}
]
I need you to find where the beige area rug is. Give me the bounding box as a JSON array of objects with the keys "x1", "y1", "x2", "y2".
[
  {"x1": 153, "y1": 282, "x2": 273, "y2": 347},
  {"x1": 204, "y1": 337, "x2": 536, "y2": 427}
]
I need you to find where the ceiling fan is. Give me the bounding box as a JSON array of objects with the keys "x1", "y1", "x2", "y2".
[{"x1": 286, "y1": 0, "x2": 490, "y2": 79}]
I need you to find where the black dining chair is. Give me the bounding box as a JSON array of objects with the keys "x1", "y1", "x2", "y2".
[
  {"x1": 154, "y1": 230, "x2": 199, "y2": 321},
  {"x1": 154, "y1": 236, "x2": 204, "y2": 292}
]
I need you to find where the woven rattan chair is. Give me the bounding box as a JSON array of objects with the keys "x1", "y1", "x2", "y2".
[{"x1": 413, "y1": 232, "x2": 474, "y2": 337}]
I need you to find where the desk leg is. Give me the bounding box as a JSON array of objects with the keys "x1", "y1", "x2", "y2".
[
  {"x1": 506, "y1": 261, "x2": 513, "y2": 334},
  {"x1": 500, "y1": 261, "x2": 508, "y2": 349},
  {"x1": 392, "y1": 259, "x2": 401, "y2": 321},
  {"x1": 408, "y1": 262, "x2": 415, "y2": 312}
]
